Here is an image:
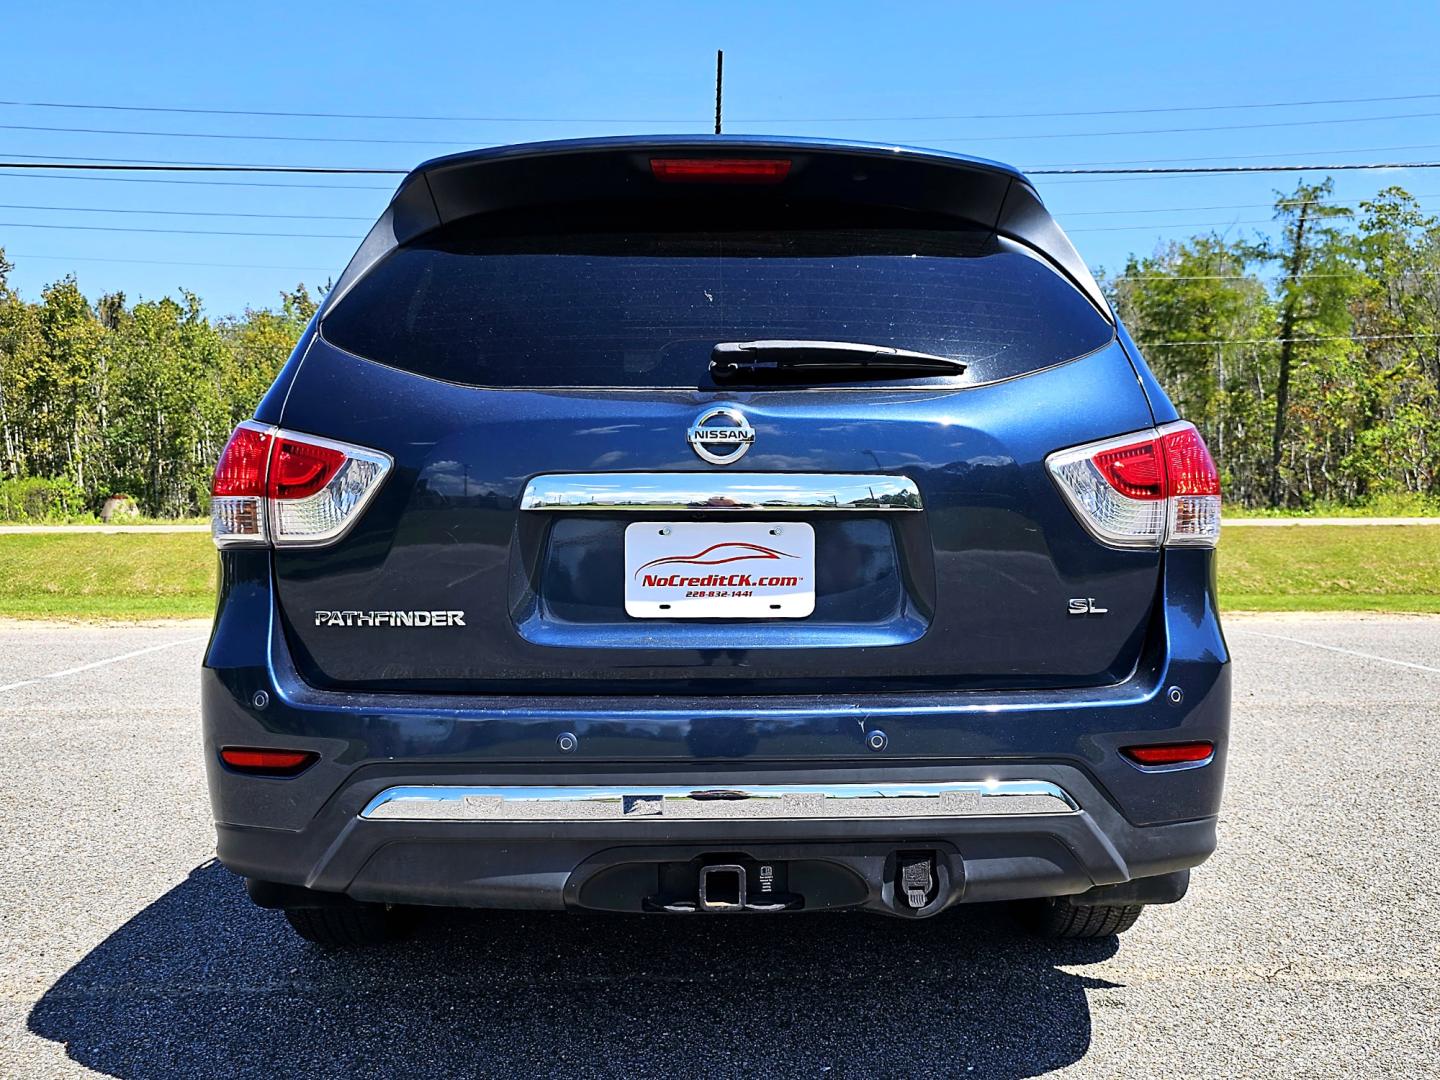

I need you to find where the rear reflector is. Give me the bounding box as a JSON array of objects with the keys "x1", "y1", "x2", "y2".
[
  {"x1": 210, "y1": 423, "x2": 392, "y2": 548},
  {"x1": 220, "y1": 747, "x2": 318, "y2": 775},
  {"x1": 1122, "y1": 741, "x2": 1214, "y2": 767},
  {"x1": 1047, "y1": 420, "x2": 1221, "y2": 548},
  {"x1": 650, "y1": 157, "x2": 791, "y2": 184}
]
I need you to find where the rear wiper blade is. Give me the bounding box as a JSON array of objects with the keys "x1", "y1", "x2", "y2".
[{"x1": 711, "y1": 340, "x2": 966, "y2": 380}]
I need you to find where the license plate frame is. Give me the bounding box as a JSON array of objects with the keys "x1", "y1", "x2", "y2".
[{"x1": 623, "y1": 521, "x2": 816, "y2": 619}]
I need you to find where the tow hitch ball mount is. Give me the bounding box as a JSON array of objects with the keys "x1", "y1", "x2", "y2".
[
  {"x1": 657, "y1": 852, "x2": 943, "y2": 913},
  {"x1": 662, "y1": 863, "x2": 792, "y2": 913}
]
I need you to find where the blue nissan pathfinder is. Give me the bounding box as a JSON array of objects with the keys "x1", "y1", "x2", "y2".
[{"x1": 202, "y1": 136, "x2": 1229, "y2": 946}]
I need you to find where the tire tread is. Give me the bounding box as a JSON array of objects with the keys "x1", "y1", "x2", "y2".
[
  {"x1": 1021, "y1": 898, "x2": 1146, "y2": 938},
  {"x1": 283, "y1": 905, "x2": 404, "y2": 947}
]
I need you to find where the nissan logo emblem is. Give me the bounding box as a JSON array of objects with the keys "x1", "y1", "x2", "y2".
[{"x1": 687, "y1": 406, "x2": 754, "y2": 465}]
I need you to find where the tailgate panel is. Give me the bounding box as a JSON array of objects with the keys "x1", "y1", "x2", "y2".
[{"x1": 272, "y1": 337, "x2": 1160, "y2": 694}]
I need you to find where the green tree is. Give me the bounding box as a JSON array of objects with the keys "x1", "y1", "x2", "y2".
[
  {"x1": 220, "y1": 284, "x2": 317, "y2": 427},
  {"x1": 1253, "y1": 181, "x2": 1363, "y2": 507},
  {"x1": 1350, "y1": 188, "x2": 1440, "y2": 497},
  {"x1": 106, "y1": 292, "x2": 231, "y2": 515},
  {"x1": 1107, "y1": 235, "x2": 1275, "y2": 503}
]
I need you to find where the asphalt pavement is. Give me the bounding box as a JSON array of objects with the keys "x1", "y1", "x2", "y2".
[{"x1": 0, "y1": 614, "x2": 1437, "y2": 1078}]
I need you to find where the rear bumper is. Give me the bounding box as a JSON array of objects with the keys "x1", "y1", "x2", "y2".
[
  {"x1": 216, "y1": 764, "x2": 1215, "y2": 915},
  {"x1": 202, "y1": 547, "x2": 1229, "y2": 913}
]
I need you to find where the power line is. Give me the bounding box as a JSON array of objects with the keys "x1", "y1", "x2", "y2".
[
  {"x1": 7, "y1": 156, "x2": 1440, "y2": 177},
  {"x1": 49, "y1": 194, "x2": 1400, "y2": 224},
  {"x1": 1048, "y1": 202, "x2": 1439, "y2": 229},
  {"x1": 1068, "y1": 201, "x2": 1310, "y2": 217},
  {"x1": 7, "y1": 252, "x2": 336, "y2": 272},
  {"x1": 0, "y1": 199, "x2": 1416, "y2": 239},
  {"x1": 0, "y1": 169, "x2": 393, "y2": 191},
  {"x1": 8, "y1": 107, "x2": 1440, "y2": 149},
  {"x1": 1058, "y1": 196, "x2": 1439, "y2": 216},
  {"x1": 1, "y1": 201, "x2": 371, "y2": 220},
  {"x1": 0, "y1": 208, "x2": 1410, "y2": 240},
  {"x1": 15, "y1": 195, "x2": 1398, "y2": 226},
  {"x1": 0, "y1": 220, "x2": 360, "y2": 239},
  {"x1": 750, "y1": 92, "x2": 1440, "y2": 123},
  {"x1": 0, "y1": 99, "x2": 701, "y2": 125},
  {"x1": 0, "y1": 155, "x2": 405, "y2": 173},
  {"x1": 0, "y1": 122, "x2": 479, "y2": 147},
  {"x1": 1070, "y1": 218, "x2": 1274, "y2": 232},
  {"x1": 1043, "y1": 174, "x2": 1280, "y2": 186},
  {"x1": 926, "y1": 110, "x2": 1440, "y2": 144},
  {"x1": 0, "y1": 214, "x2": 1276, "y2": 239},
  {"x1": 1113, "y1": 272, "x2": 1440, "y2": 281},
  {"x1": 4, "y1": 90, "x2": 1440, "y2": 124},
  {"x1": 1029, "y1": 142, "x2": 1440, "y2": 169},
  {"x1": 1140, "y1": 332, "x2": 1440, "y2": 347},
  {"x1": 9, "y1": 261, "x2": 1435, "y2": 285},
  {"x1": 1030, "y1": 162, "x2": 1440, "y2": 175}
]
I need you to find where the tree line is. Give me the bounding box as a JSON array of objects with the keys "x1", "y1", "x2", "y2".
[
  {"x1": 1, "y1": 181, "x2": 1437, "y2": 517},
  {"x1": 0, "y1": 250, "x2": 315, "y2": 519},
  {"x1": 1106, "y1": 182, "x2": 1439, "y2": 509}
]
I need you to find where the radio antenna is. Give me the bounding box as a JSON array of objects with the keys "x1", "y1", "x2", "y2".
[{"x1": 714, "y1": 50, "x2": 724, "y2": 134}]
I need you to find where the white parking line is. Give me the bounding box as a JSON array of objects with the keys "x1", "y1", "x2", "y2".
[
  {"x1": 1231, "y1": 628, "x2": 1440, "y2": 675},
  {"x1": 0, "y1": 636, "x2": 208, "y2": 693}
]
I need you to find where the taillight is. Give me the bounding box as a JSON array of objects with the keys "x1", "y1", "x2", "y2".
[
  {"x1": 1092, "y1": 439, "x2": 1166, "y2": 500},
  {"x1": 210, "y1": 421, "x2": 273, "y2": 546},
  {"x1": 270, "y1": 436, "x2": 346, "y2": 500},
  {"x1": 210, "y1": 423, "x2": 392, "y2": 549},
  {"x1": 1122, "y1": 741, "x2": 1215, "y2": 768},
  {"x1": 220, "y1": 746, "x2": 318, "y2": 776},
  {"x1": 1046, "y1": 421, "x2": 1220, "y2": 548},
  {"x1": 1159, "y1": 424, "x2": 1223, "y2": 546},
  {"x1": 650, "y1": 158, "x2": 792, "y2": 184}
]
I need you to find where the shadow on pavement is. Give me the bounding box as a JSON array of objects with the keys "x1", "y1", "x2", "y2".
[{"x1": 30, "y1": 861, "x2": 1120, "y2": 1078}]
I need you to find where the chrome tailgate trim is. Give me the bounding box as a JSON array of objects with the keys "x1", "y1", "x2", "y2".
[{"x1": 519, "y1": 473, "x2": 922, "y2": 512}]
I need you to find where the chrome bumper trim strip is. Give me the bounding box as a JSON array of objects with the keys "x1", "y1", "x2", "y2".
[
  {"x1": 360, "y1": 780, "x2": 1078, "y2": 821},
  {"x1": 519, "y1": 473, "x2": 922, "y2": 512}
]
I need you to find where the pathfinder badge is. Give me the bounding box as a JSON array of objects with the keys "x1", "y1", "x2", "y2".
[{"x1": 314, "y1": 610, "x2": 466, "y2": 627}]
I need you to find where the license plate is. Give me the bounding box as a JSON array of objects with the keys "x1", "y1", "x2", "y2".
[{"x1": 624, "y1": 521, "x2": 816, "y2": 619}]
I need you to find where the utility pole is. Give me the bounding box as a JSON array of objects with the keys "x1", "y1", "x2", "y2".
[{"x1": 714, "y1": 50, "x2": 724, "y2": 134}]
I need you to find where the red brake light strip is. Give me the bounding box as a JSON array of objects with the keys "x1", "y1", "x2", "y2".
[{"x1": 650, "y1": 158, "x2": 791, "y2": 184}]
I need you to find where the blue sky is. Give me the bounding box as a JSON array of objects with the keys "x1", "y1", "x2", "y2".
[{"x1": 2, "y1": 1, "x2": 1437, "y2": 316}]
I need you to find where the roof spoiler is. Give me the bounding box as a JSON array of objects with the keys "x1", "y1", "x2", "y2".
[{"x1": 322, "y1": 135, "x2": 1110, "y2": 320}]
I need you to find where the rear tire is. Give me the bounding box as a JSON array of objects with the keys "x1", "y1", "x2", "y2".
[
  {"x1": 283, "y1": 904, "x2": 410, "y2": 947},
  {"x1": 1017, "y1": 897, "x2": 1146, "y2": 938}
]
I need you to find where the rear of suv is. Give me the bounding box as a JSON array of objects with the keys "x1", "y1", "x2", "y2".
[{"x1": 202, "y1": 136, "x2": 1229, "y2": 946}]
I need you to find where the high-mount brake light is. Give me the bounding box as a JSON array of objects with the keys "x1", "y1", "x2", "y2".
[
  {"x1": 1046, "y1": 421, "x2": 1221, "y2": 548},
  {"x1": 1122, "y1": 741, "x2": 1215, "y2": 768},
  {"x1": 220, "y1": 747, "x2": 318, "y2": 776},
  {"x1": 650, "y1": 157, "x2": 792, "y2": 184},
  {"x1": 210, "y1": 424, "x2": 392, "y2": 549}
]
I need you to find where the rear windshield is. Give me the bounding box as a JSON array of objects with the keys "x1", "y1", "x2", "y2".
[{"x1": 321, "y1": 207, "x2": 1113, "y2": 388}]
